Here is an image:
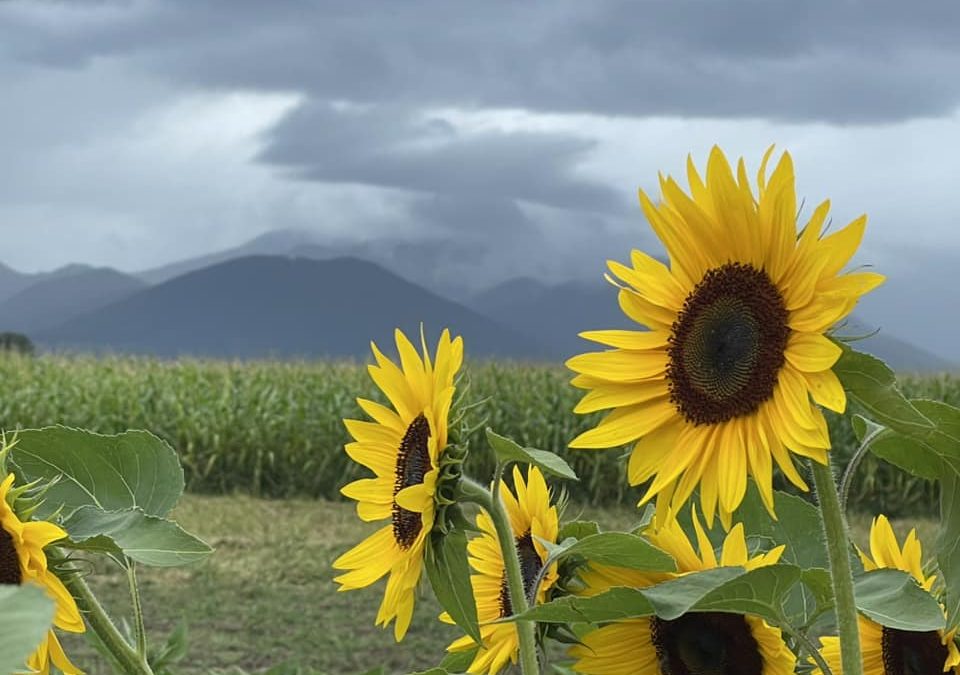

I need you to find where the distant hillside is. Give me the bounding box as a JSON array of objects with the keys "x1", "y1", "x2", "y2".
[
  {"x1": 470, "y1": 278, "x2": 633, "y2": 358},
  {"x1": 470, "y1": 277, "x2": 957, "y2": 372},
  {"x1": 835, "y1": 318, "x2": 956, "y2": 374},
  {"x1": 0, "y1": 262, "x2": 41, "y2": 304},
  {"x1": 137, "y1": 229, "x2": 318, "y2": 285},
  {"x1": 0, "y1": 268, "x2": 147, "y2": 333},
  {"x1": 138, "y1": 229, "x2": 481, "y2": 302},
  {"x1": 41, "y1": 256, "x2": 548, "y2": 360}
]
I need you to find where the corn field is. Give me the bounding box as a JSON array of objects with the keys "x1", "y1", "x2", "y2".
[{"x1": 0, "y1": 354, "x2": 954, "y2": 515}]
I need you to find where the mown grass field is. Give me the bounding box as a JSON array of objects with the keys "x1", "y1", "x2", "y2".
[
  {"x1": 60, "y1": 494, "x2": 938, "y2": 675},
  {"x1": 0, "y1": 353, "x2": 956, "y2": 515}
]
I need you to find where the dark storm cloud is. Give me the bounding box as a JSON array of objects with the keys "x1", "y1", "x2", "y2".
[
  {"x1": 258, "y1": 103, "x2": 621, "y2": 211},
  {"x1": 4, "y1": 0, "x2": 960, "y2": 123}
]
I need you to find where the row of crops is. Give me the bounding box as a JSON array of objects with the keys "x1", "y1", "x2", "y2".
[{"x1": 0, "y1": 354, "x2": 954, "y2": 515}]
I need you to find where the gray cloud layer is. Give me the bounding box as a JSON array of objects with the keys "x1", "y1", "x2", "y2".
[
  {"x1": 258, "y1": 103, "x2": 621, "y2": 211},
  {"x1": 6, "y1": 1, "x2": 960, "y2": 123},
  {"x1": 0, "y1": 0, "x2": 958, "y2": 360}
]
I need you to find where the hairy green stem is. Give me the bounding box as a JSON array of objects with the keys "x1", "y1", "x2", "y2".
[
  {"x1": 127, "y1": 560, "x2": 148, "y2": 659},
  {"x1": 811, "y1": 458, "x2": 862, "y2": 675},
  {"x1": 53, "y1": 552, "x2": 154, "y2": 675},
  {"x1": 459, "y1": 477, "x2": 539, "y2": 675},
  {"x1": 779, "y1": 614, "x2": 833, "y2": 675},
  {"x1": 838, "y1": 426, "x2": 883, "y2": 515}
]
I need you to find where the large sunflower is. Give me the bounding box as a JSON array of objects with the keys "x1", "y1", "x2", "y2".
[
  {"x1": 570, "y1": 509, "x2": 795, "y2": 675},
  {"x1": 0, "y1": 473, "x2": 84, "y2": 674},
  {"x1": 333, "y1": 328, "x2": 463, "y2": 641},
  {"x1": 444, "y1": 466, "x2": 560, "y2": 675},
  {"x1": 567, "y1": 146, "x2": 883, "y2": 526},
  {"x1": 813, "y1": 515, "x2": 960, "y2": 675}
]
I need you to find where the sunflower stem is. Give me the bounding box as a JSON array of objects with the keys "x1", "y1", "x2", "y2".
[
  {"x1": 127, "y1": 559, "x2": 148, "y2": 659},
  {"x1": 53, "y1": 551, "x2": 154, "y2": 675},
  {"x1": 458, "y1": 477, "x2": 540, "y2": 675},
  {"x1": 811, "y1": 457, "x2": 862, "y2": 675},
  {"x1": 778, "y1": 613, "x2": 833, "y2": 675},
  {"x1": 838, "y1": 426, "x2": 883, "y2": 515}
]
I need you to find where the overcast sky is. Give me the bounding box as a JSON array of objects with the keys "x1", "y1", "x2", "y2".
[{"x1": 1, "y1": 0, "x2": 959, "y2": 358}]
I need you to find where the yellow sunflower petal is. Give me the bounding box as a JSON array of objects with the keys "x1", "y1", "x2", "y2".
[
  {"x1": 395, "y1": 476, "x2": 436, "y2": 513},
  {"x1": 344, "y1": 419, "x2": 401, "y2": 447},
  {"x1": 570, "y1": 619, "x2": 661, "y2": 675},
  {"x1": 719, "y1": 523, "x2": 748, "y2": 567},
  {"x1": 574, "y1": 380, "x2": 669, "y2": 415},
  {"x1": 341, "y1": 477, "x2": 393, "y2": 504},
  {"x1": 639, "y1": 189, "x2": 708, "y2": 290},
  {"x1": 627, "y1": 419, "x2": 684, "y2": 485},
  {"x1": 332, "y1": 525, "x2": 397, "y2": 574},
  {"x1": 356, "y1": 398, "x2": 406, "y2": 431},
  {"x1": 608, "y1": 258, "x2": 686, "y2": 311},
  {"x1": 819, "y1": 214, "x2": 868, "y2": 278},
  {"x1": 570, "y1": 398, "x2": 676, "y2": 449},
  {"x1": 802, "y1": 368, "x2": 847, "y2": 414},
  {"x1": 578, "y1": 329, "x2": 670, "y2": 351},
  {"x1": 617, "y1": 287, "x2": 677, "y2": 330},
  {"x1": 784, "y1": 332, "x2": 842, "y2": 373},
  {"x1": 565, "y1": 349, "x2": 669, "y2": 383}
]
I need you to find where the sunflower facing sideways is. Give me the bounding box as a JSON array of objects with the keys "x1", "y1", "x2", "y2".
[
  {"x1": 333, "y1": 328, "x2": 463, "y2": 641},
  {"x1": 444, "y1": 465, "x2": 560, "y2": 675},
  {"x1": 0, "y1": 472, "x2": 85, "y2": 674},
  {"x1": 813, "y1": 515, "x2": 960, "y2": 675},
  {"x1": 570, "y1": 508, "x2": 796, "y2": 675},
  {"x1": 567, "y1": 146, "x2": 884, "y2": 527}
]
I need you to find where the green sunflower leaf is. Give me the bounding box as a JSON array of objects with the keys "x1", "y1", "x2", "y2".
[
  {"x1": 644, "y1": 564, "x2": 800, "y2": 622},
  {"x1": 425, "y1": 529, "x2": 482, "y2": 644},
  {"x1": 546, "y1": 532, "x2": 676, "y2": 572},
  {"x1": 11, "y1": 426, "x2": 184, "y2": 519},
  {"x1": 484, "y1": 428, "x2": 578, "y2": 480},
  {"x1": 0, "y1": 584, "x2": 55, "y2": 674},
  {"x1": 833, "y1": 347, "x2": 933, "y2": 436},
  {"x1": 506, "y1": 585, "x2": 656, "y2": 623},
  {"x1": 799, "y1": 568, "x2": 834, "y2": 619},
  {"x1": 438, "y1": 647, "x2": 478, "y2": 673},
  {"x1": 557, "y1": 520, "x2": 600, "y2": 542},
  {"x1": 854, "y1": 569, "x2": 946, "y2": 632},
  {"x1": 60, "y1": 505, "x2": 212, "y2": 567},
  {"x1": 510, "y1": 564, "x2": 802, "y2": 626}
]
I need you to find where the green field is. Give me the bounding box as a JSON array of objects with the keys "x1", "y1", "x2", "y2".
[
  {"x1": 3, "y1": 353, "x2": 949, "y2": 672},
  {"x1": 59, "y1": 494, "x2": 938, "y2": 674},
  {"x1": 0, "y1": 354, "x2": 955, "y2": 515}
]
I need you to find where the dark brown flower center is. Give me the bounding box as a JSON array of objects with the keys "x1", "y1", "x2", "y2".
[
  {"x1": 667, "y1": 263, "x2": 789, "y2": 425},
  {"x1": 882, "y1": 626, "x2": 949, "y2": 675},
  {"x1": 498, "y1": 531, "x2": 543, "y2": 617},
  {"x1": 0, "y1": 526, "x2": 22, "y2": 585},
  {"x1": 392, "y1": 413, "x2": 431, "y2": 550},
  {"x1": 651, "y1": 612, "x2": 763, "y2": 675}
]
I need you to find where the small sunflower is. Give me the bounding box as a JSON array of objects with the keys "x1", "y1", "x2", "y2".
[
  {"x1": 570, "y1": 508, "x2": 796, "y2": 675},
  {"x1": 333, "y1": 328, "x2": 463, "y2": 641},
  {"x1": 813, "y1": 514, "x2": 960, "y2": 675},
  {"x1": 568, "y1": 146, "x2": 884, "y2": 527},
  {"x1": 444, "y1": 466, "x2": 560, "y2": 675},
  {"x1": 0, "y1": 473, "x2": 85, "y2": 675}
]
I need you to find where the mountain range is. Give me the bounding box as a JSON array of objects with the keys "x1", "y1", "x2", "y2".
[{"x1": 0, "y1": 230, "x2": 951, "y2": 371}]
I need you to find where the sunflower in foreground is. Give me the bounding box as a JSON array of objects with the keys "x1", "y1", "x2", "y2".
[
  {"x1": 0, "y1": 473, "x2": 85, "y2": 674},
  {"x1": 813, "y1": 515, "x2": 960, "y2": 675},
  {"x1": 567, "y1": 146, "x2": 884, "y2": 526},
  {"x1": 333, "y1": 328, "x2": 463, "y2": 641},
  {"x1": 570, "y1": 508, "x2": 795, "y2": 675},
  {"x1": 444, "y1": 466, "x2": 560, "y2": 675}
]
